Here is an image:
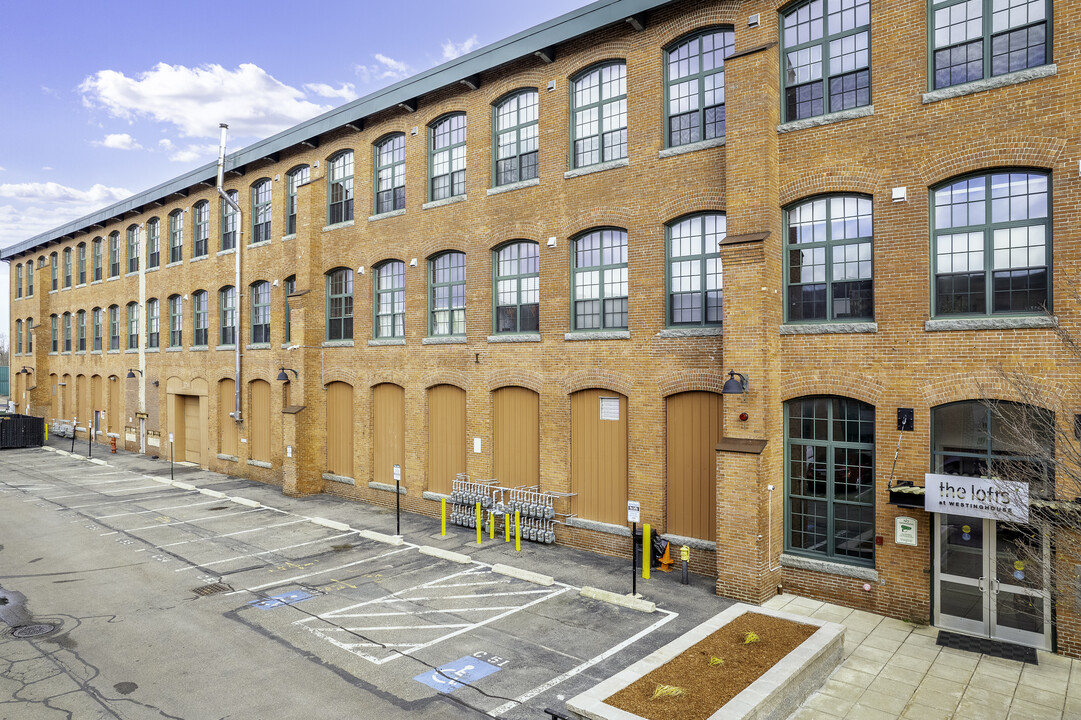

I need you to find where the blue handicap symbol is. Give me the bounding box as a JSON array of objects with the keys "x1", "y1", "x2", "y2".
[
  {"x1": 414, "y1": 656, "x2": 500, "y2": 694},
  {"x1": 249, "y1": 590, "x2": 314, "y2": 610}
]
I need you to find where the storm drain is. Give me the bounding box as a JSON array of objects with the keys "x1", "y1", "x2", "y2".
[
  {"x1": 12, "y1": 623, "x2": 55, "y2": 638},
  {"x1": 192, "y1": 582, "x2": 232, "y2": 597}
]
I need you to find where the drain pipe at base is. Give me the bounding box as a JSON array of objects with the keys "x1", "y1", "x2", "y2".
[{"x1": 216, "y1": 123, "x2": 243, "y2": 425}]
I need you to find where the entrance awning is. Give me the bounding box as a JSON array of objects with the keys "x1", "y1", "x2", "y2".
[{"x1": 889, "y1": 482, "x2": 1081, "y2": 522}]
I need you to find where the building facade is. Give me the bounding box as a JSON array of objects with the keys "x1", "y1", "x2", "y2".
[{"x1": 7, "y1": 0, "x2": 1081, "y2": 655}]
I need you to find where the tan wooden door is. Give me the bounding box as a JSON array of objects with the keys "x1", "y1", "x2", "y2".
[
  {"x1": 428, "y1": 384, "x2": 466, "y2": 495},
  {"x1": 219, "y1": 379, "x2": 238, "y2": 456},
  {"x1": 249, "y1": 380, "x2": 271, "y2": 463},
  {"x1": 493, "y1": 386, "x2": 539, "y2": 489},
  {"x1": 373, "y1": 384, "x2": 405, "y2": 486},
  {"x1": 571, "y1": 389, "x2": 628, "y2": 525},
  {"x1": 183, "y1": 395, "x2": 202, "y2": 464},
  {"x1": 326, "y1": 382, "x2": 354, "y2": 478},
  {"x1": 665, "y1": 391, "x2": 722, "y2": 542}
]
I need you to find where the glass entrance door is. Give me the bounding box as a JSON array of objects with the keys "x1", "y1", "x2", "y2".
[{"x1": 935, "y1": 514, "x2": 1051, "y2": 650}]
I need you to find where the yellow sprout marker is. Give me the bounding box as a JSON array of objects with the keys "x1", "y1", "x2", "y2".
[{"x1": 651, "y1": 685, "x2": 685, "y2": 700}]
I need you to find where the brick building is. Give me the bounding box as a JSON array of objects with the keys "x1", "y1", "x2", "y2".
[{"x1": 6, "y1": 0, "x2": 1080, "y2": 655}]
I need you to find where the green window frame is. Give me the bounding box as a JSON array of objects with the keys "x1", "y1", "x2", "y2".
[
  {"x1": 284, "y1": 275, "x2": 296, "y2": 343},
  {"x1": 108, "y1": 305, "x2": 120, "y2": 350},
  {"x1": 571, "y1": 62, "x2": 627, "y2": 168},
  {"x1": 127, "y1": 225, "x2": 140, "y2": 272},
  {"x1": 27, "y1": 261, "x2": 33, "y2": 295},
  {"x1": 62, "y1": 312, "x2": 71, "y2": 352},
  {"x1": 168, "y1": 212, "x2": 183, "y2": 263},
  {"x1": 168, "y1": 295, "x2": 182, "y2": 348},
  {"x1": 146, "y1": 299, "x2": 159, "y2": 349},
  {"x1": 375, "y1": 135, "x2": 406, "y2": 214},
  {"x1": 251, "y1": 179, "x2": 272, "y2": 243},
  {"x1": 493, "y1": 90, "x2": 539, "y2": 186},
  {"x1": 26, "y1": 316, "x2": 33, "y2": 352},
  {"x1": 219, "y1": 286, "x2": 236, "y2": 346},
  {"x1": 251, "y1": 281, "x2": 271, "y2": 344},
  {"x1": 430, "y1": 114, "x2": 467, "y2": 201},
  {"x1": 429, "y1": 251, "x2": 466, "y2": 337},
  {"x1": 77, "y1": 310, "x2": 86, "y2": 352},
  {"x1": 327, "y1": 152, "x2": 354, "y2": 225},
  {"x1": 930, "y1": 0, "x2": 1050, "y2": 90},
  {"x1": 193, "y1": 201, "x2": 209, "y2": 257},
  {"x1": 932, "y1": 170, "x2": 1050, "y2": 316},
  {"x1": 127, "y1": 302, "x2": 139, "y2": 349},
  {"x1": 14, "y1": 264, "x2": 20, "y2": 298},
  {"x1": 108, "y1": 232, "x2": 120, "y2": 277},
  {"x1": 665, "y1": 28, "x2": 734, "y2": 148},
  {"x1": 494, "y1": 241, "x2": 539, "y2": 333},
  {"x1": 50, "y1": 314, "x2": 58, "y2": 352},
  {"x1": 77, "y1": 243, "x2": 86, "y2": 284},
  {"x1": 326, "y1": 268, "x2": 353, "y2": 341},
  {"x1": 92, "y1": 239, "x2": 102, "y2": 281},
  {"x1": 50, "y1": 253, "x2": 58, "y2": 290},
  {"x1": 781, "y1": 0, "x2": 870, "y2": 123},
  {"x1": 666, "y1": 214, "x2": 725, "y2": 327},
  {"x1": 15, "y1": 320, "x2": 22, "y2": 354},
  {"x1": 785, "y1": 396, "x2": 875, "y2": 566},
  {"x1": 572, "y1": 228, "x2": 628, "y2": 330},
  {"x1": 192, "y1": 291, "x2": 208, "y2": 347},
  {"x1": 221, "y1": 190, "x2": 238, "y2": 250},
  {"x1": 785, "y1": 194, "x2": 874, "y2": 323},
  {"x1": 374, "y1": 260, "x2": 405, "y2": 338},
  {"x1": 92, "y1": 308, "x2": 102, "y2": 351},
  {"x1": 285, "y1": 166, "x2": 309, "y2": 236},
  {"x1": 63, "y1": 248, "x2": 72, "y2": 288},
  {"x1": 146, "y1": 219, "x2": 160, "y2": 269}
]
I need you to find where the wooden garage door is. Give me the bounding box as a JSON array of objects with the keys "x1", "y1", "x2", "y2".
[
  {"x1": 571, "y1": 389, "x2": 627, "y2": 525},
  {"x1": 666, "y1": 391, "x2": 722, "y2": 542},
  {"x1": 493, "y1": 386, "x2": 539, "y2": 489},
  {"x1": 183, "y1": 395, "x2": 202, "y2": 464},
  {"x1": 373, "y1": 384, "x2": 405, "y2": 486},
  {"x1": 326, "y1": 382, "x2": 354, "y2": 478},
  {"x1": 219, "y1": 379, "x2": 238, "y2": 456},
  {"x1": 428, "y1": 385, "x2": 466, "y2": 495},
  {"x1": 250, "y1": 380, "x2": 271, "y2": 463}
]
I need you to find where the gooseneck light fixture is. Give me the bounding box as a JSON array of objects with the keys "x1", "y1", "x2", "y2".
[
  {"x1": 276, "y1": 367, "x2": 299, "y2": 382},
  {"x1": 722, "y1": 370, "x2": 748, "y2": 395},
  {"x1": 126, "y1": 368, "x2": 143, "y2": 379}
]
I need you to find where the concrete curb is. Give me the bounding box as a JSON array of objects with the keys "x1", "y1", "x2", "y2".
[
  {"x1": 492, "y1": 563, "x2": 554, "y2": 586},
  {"x1": 311, "y1": 517, "x2": 350, "y2": 532},
  {"x1": 358, "y1": 529, "x2": 403, "y2": 546},
  {"x1": 419, "y1": 546, "x2": 471, "y2": 564},
  {"x1": 199, "y1": 489, "x2": 227, "y2": 498},
  {"x1": 172, "y1": 481, "x2": 196, "y2": 490},
  {"x1": 230, "y1": 496, "x2": 261, "y2": 508},
  {"x1": 41, "y1": 447, "x2": 56, "y2": 453},
  {"x1": 55, "y1": 449, "x2": 71, "y2": 456},
  {"x1": 580, "y1": 586, "x2": 656, "y2": 613},
  {"x1": 89, "y1": 458, "x2": 108, "y2": 466},
  {"x1": 149, "y1": 476, "x2": 173, "y2": 484}
]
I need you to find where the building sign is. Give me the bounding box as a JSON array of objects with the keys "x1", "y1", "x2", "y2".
[
  {"x1": 924, "y1": 473, "x2": 1029, "y2": 523},
  {"x1": 627, "y1": 500, "x2": 640, "y2": 524},
  {"x1": 895, "y1": 516, "x2": 917, "y2": 546}
]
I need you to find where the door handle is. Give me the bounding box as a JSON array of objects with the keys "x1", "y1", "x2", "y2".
[
  {"x1": 978, "y1": 576, "x2": 986, "y2": 592},
  {"x1": 992, "y1": 579, "x2": 1000, "y2": 595}
]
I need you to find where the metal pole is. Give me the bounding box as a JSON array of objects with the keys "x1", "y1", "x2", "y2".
[
  {"x1": 71, "y1": 416, "x2": 76, "y2": 453},
  {"x1": 170, "y1": 437, "x2": 174, "y2": 482},
  {"x1": 396, "y1": 479, "x2": 401, "y2": 536},
  {"x1": 631, "y1": 521, "x2": 637, "y2": 597}
]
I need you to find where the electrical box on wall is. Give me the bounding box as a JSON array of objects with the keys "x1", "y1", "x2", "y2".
[{"x1": 897, "y1": 408, "x2": 914, "y2": 431}]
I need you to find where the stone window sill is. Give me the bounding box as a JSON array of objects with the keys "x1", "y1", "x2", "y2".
[
  {"x1": 246, "y1": 343, "x2": 270, "y2": 350},
  {"x1": 166, "y1": 347, "x2": 183, "y2": 352},
  {"x1": 422, "y1": 195, "x2": 466, "y2": 210},
  {"x1": 423, "y1": 336, "x2": 467, "y2": 345},
  {"x1": 91, "y1": 350, "x2": 102, "y2": 355},
  {"x1": 61, "y1": 286, "x2": 71, "y2": 291},
  {"x1": 108, "y1": 349, "x2": 120, "y2": 354},
  {"x1": 146, "y1": 347, "x2": 160, "y2": 353},
  {"x1": 487, "y1": 177, "x2": 539, "y2": 196},
  {"x1": 145, "y1": 267, "x2": 159, "y2": 273},
  {"x1": 925, "y1": 316, "x2": 1056, "y2": 332},
  {"x1": 323, "y1": 472, "x2": 355, "y2": 485},
  {"x1": 92, "y1": 280, "x2": 103, "y2": 285},
  {"x1": 165, "y1": 261, "x2": 182, "y2": 269},
  {"x1": 660, "y1": 533, "x2": 716, "y2": 552},
  {"x1": 217, "y1": 345, "x2": 236, "y2": 351},
  {"x1": 654, "y1": 327, "x2": 722, "y2": 338},
  {"x1": 777, "y1": 105, "x2": 874, "y2": 134},
  {"x1": 322, "y1": 220, "x2": 355, "y2": 233},
  {"x1": 126, "y1": 271, "x2": 139, "y2": 278},
  {"x1": 75, "y1": 283, "x2": 86, "y2": 289},
  {"x1": 369, "y1": 481, "x2": 406, "y2": 495},
  {"x1": 369, "y1": 338, "x2": 405, "y2": 346},
  {"x1": 566, "y1": 516, "x2": 630, "y2": 537},
  {"x1": 658, "y1": 136, "x2": 725, "y2": 159},
  {"x1": 564, "y1": 330, "x2": 630, "y2": 341},
  {"x1": 217, "y1": 248, "x2": 236, "y2": 257},
  {"x1": 247, "y1": 459, "x2": 272, "y2": 469},
  {"x1": 564, "y1": 157, "x2": 628, "y2": 179},
  {"x1": 369, "y1": 209, "x2": 405, "y2": 222},
  {"x1": 190, "y1": 256, "x2": 207, "y2": 264},
  {"x1": 923, "y1": 64, "x2": 1057, "y2": 104},
  {"x1": 423, "y1": 491, "x2": 451, "y2": 502},
  {"x1": 780, "y1": 553, "x2": 878, "y2": 583},
  {"x1": 124, "y1": 348, "x2": 138, "y2": 354},
  {"x1": 247, "y1": 240, "x2": 271, "y2": 249},
  {"x1": 217, "y1": 454, "x2": 239, "y2": 462},
  {"x1": 107, "y1": 276, "x2": 120, "y2": 282},
  {"x1": 189, "y1": 346, "x2": 208, "y2": 352},
  {"x1": 281, "y1": 234, "x2": 296, "y2": 242},
  {"x1": 780, "y1": 322, "x2": 877, "y2": 335},
  {"x1": 323, "y1": 340, "x2": 354, "y2": 348},
  {"x1": 487, "y1": 333, "x2": 541, "y2": 343}
]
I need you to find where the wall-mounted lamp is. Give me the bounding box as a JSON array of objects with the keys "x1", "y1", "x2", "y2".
[
  {"x1": 722, "y1": 370, "x2": 749, "y2": 394},
  {"x1": 126, "y1": 368, "x2": 143, "y2": 379},
  {"x1": 409, "y1": 258, "x2": 418, "y2": 267},
  {"x1": 18, "y1": 366, "x2": 33, "y2": 375},
  {"x1": 276, "y1": 367, "x2": 299, "y2": 382},
  {"x1": 152, "y1": 380, "x2": 159, "y2": 387}
]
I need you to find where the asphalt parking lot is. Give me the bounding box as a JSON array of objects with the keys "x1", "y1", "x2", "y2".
[{"x1": 0, "y1": 441, "x2": 732, "y2": 719}]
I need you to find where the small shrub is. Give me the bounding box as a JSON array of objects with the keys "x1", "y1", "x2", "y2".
[
  {"x1": 743, "y1": 631, "x2": 760, "y2": 644},
  {"x1": 651, "y1": 684, "x2": 686, "y2": 700},
  {"x1": 708, "y1": 656, "x2": 724, "y2": 666}
]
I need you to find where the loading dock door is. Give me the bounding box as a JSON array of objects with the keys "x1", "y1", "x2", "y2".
[
  {"x1": 250, "y1": 380, "x2": 271, "y2": 463},
  {"x1": 326, "y1": 382, "x2": 354, "y2": 478},
  {"x1": 665, "y1": 391, "x2": 722, "y2": 542},
  {"x1": 183, "y1": 395, "x2": 203, "y2": 464},
  {"x1": 428, "y1": 384, "x2": 466, "y2": 495},
  {"x1": 373, "y1": 384, "x2": 405, "y2": 486},
  {"x1": 571, "y1": 389, "x2": 628, "y2": 526},
  {"x1": 493, "y1": 386, "x2": 539, "y2": 489}
]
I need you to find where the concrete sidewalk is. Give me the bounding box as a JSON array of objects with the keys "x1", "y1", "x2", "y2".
[{"x1": 769, "y1": 593, "x2": 1081, "y2": 720}]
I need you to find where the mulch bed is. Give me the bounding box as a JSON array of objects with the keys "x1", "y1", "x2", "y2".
[{"x1": 605, "y1": 612, "x2": 816, "y2": 720}]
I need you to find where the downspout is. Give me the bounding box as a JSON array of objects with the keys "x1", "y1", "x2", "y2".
[{"x1": 216, "y1": 123, "x2": 243, "y2": 424}]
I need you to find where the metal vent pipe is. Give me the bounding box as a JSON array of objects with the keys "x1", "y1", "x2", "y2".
[{"x1": 216, "y1": 123, "x2": 243, "y2": 424}]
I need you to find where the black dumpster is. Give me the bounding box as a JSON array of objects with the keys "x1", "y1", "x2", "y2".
[{"x1": 0, "y1": 414, "x2": 46, "y2": 449}]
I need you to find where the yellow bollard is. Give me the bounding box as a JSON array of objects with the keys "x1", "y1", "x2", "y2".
[
  {"x1": 489, "y1": 513, "x2": 495, "y2": 540},
  {"x1": 45, "y1": 423, "x2": 48, "y2": 442},
  {"x1": 476, "y1": 502, "x2": 482, "y2": 545},
  {"x1": 643, "y1": 524, "x2": 651, "y2": 580},
  {"x1": 441, "y1": 498, "x2": 447, "y2": 537},
  {"x1": 505, "y1": 514, "x2": 510, "y2": 542},
  {"x1": 515, "y1": 510, "x2": 521, "y2": 552}
]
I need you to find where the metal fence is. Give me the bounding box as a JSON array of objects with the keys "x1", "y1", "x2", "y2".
[
  {"x1": 0, "y1": 414, "x2": 45, "y2": 449},
  {"x1": 0, "y1": 366, "x2": 8, "y2": 397}
]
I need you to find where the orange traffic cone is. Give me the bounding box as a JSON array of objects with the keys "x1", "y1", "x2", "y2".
[{"x1": 658, "y1": 543, "x2": 675, "y2": 572}]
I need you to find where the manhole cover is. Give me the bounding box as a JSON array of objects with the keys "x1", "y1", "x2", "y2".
[
  {"x1": 12, "y1": 623, "x2": 55, "y2": 638},
  {"x1": 193, "y1": 582, "x2": 232, "y2": 597}
]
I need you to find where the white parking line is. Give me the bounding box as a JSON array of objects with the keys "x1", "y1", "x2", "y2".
[
  {"x1": 181, "y1": 531, "x2": 365, "y2": 572},
  {"x1": 228, "y1": 546, "x2": 411, "y2": 594},
  {"x1": 45, "y1": 485, "x2": 167, "y2": 500},
  {"x1": 95, "y1": 498, "x2": 224, "y2": 519},
  {"x1": 67, "y1": 491, "x2": 195, "y2": 509},
  {"x1": 122, "y1": 508, "x2": 262, "y2": 532},
  {"x1": 153, "y1": 519, "x2": 309, "y2": 549}
]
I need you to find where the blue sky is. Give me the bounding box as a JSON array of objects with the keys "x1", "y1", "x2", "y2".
[{"x1": 0, "y1": 0, "x2": 595, "y2": 349}]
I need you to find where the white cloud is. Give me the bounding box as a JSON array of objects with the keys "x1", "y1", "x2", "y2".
[
  {"x1": 0, "y1": 183, "x2": 132, "y2": 250},
  {"x1": 442, "y1": 35, "x2": 480, "y2": 61},
  {"x1": 41, "y1": 166, "x2": 53, "y2": 171},
  {"x1": 93, "y1": 133, "x2": 143, "y2": 150},
  {"x1": 0, "y1": 182, "x2": 131, "y2": 206},
  {"x1": 80, "y1": 62, "x2": 333, "y2": 139},
  {"x1": 158, "y1": 138, "x2": 175, "y2": 151},
  {"x1": 355, "y1": 54, "x2": 414, "y2": 85},
  {"x1": 167, "y1": 143, "x2": 219, "y2": 163},
  {"x1": 304, "y1": 82, "x2": 359, "y2": 102}
]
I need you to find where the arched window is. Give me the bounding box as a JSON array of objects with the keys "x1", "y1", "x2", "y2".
[
  {"x1": 221, "y1": 190, "x2": 239, "y2": 250},
  {"x1": 429, "y1": 252, "x2": 466, "y2": 337},
  {"x1": 665, "y1": 28, "x2": 734, "y2": 147},
  {"x1": 666, "y1": 214, "x2": 725, "y2": 327},
  {"x1": 168, "y1": 211, "x2": 183, "y2": 263},
  {"x1": 146, "y1": 218, "x2": 160, "y2": 268},
  {"x1": 50, "y1": 252, "x2": 58, "y2": 290},
  {"x1": 50, "y1": 314, "x2": 58, "y2": 352},
  {"x1": 284, "y1": 275, "x2": 296, "y2": 343},
  {"x1": 15, "y1": 319, "x2": 23, "y2": 354},
  {"x1": 92, "y1": 308, "x2": 103, "y2": 351},
  {"x1": 571, "y1": 62, "x2": 627, "y2": 167},
  {"x1": 192, "y1": 290, "x2": 208, "y2": 347},
  {"x1": 14, "y1": 264, "x2": 21, "y2": 298},
  {"x1": 126, "y1": 302, "x2": 140, "y2": 349},
  {"x1": 494, "y1": 241, "x2": 539, "y2": 333},
  {"x1": 108, "y1": 232, "x2": 121, "y2": 277},
  {"x1": 375, "y1": 135, "x2": 406, "y2": 214},
  {"x1": 77, "y1": 242, "x2": 87, "y2": 284},
  {"x1": 285, "y1": 166, "x2": 309, "y2": 235},
  {"x1": 785, "y1": 194, "x2": 873, "y2": 322},
  {"x1": 785, "y1": 396, "x2": 875, "y2": 565},
  {"x1": 27, "y1": 260, "x2": 34, "y2": 295},
  {"x1": 62, "y1": 312, "x2": 71, "y2": 352},
  {"x1": 146, "y1": 299, "x2": 159, "y2": 349},
  {"x1": 251, "y1": 179, "x2": 272, "y2": 243},
  {"x1": 219, "y1": 286, "x2": 236, "y2": 346},
  {"x1": 572, "y1": 228, "x2": 628, "y2": 330},
  {"x1": 168, "y1": 295, "x2": 183, "y2": 348},
  {"x1": 932, "y1": 170, "x2": 1050, "y2": 316},
  {"x1": 92, "y1": 239, "x2": 103, "y2": 281},
  {"x1": 63, "y1": 248, "x2": 72, "y2": 288},
  {"x1": 127, "y1": 225, "x2": 140, "y2": 271},
  {"x1": 931, "y1": 0, "x2": 1049, "y2": 90},
  {"x1": 77, "y1": 310, "x2": 86, "y2": 352},
  {"x1": 374, "y1": 260, "x2": 405, "y2": 338},
  {"x1": 108, "y1": 305, "x2": 120, "y2": 350},
  {"x1": 327, "y1": 152, "x2": 354, "y2": 225},
  {"x1": 430, "y1": 115, "x2": 466, "y2": 201},
  {"x1": 250, "y1": 281, "x2": 271, "y2": 344},
  {"x1": 192, "y1": 201, "x2": 209, "y2": 257},
  {"x1": 493, "y1": 90, "x2": 539, "y2": 186},
  {"x1": 326, "y1": 268, "x2": 353, "y2": 341},
  {"x1": 26, "y1": 316, "x2": 33, "y2": 352}
]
